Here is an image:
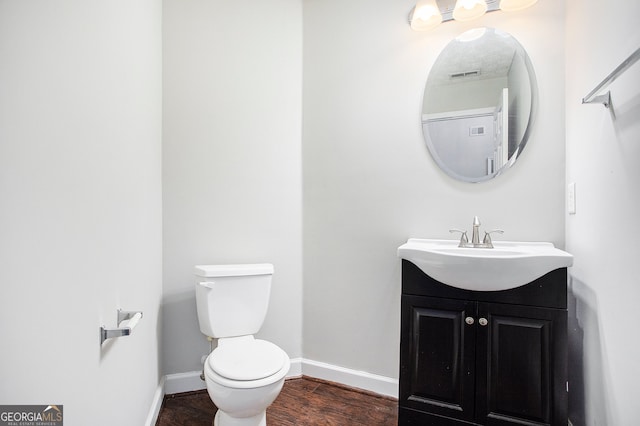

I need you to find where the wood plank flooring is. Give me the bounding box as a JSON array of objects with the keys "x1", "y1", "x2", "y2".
[{"x1": 156, "y1": 376, "x2": 398, "y2": 425}]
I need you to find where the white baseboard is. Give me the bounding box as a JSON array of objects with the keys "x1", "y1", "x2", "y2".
[
  {"x1": 159, "y1": 358, "x2": 397, "y2": 397},
  {"x1": 164, "y1": 370, "x2": 207, "y2": 395},
  {"x1": 301, "y1": 358, "x2": 398, "y2": 398},
  {"x1": 162, "y1": 358, "x2": 304, "y2": 396},
  {"x1": 144, "y1": 376, "x2": 166, "y2": 426},
  {"x1": 148, "y1": 358, "x2": 398, "y2": 422},
  {"x1": 287, "y1": 357, "x2": 304, "y2": 377}
]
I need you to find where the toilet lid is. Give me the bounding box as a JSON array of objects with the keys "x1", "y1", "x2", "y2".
[{"x1": 209, "y1": 339, "x2": 286, "y2": 381}]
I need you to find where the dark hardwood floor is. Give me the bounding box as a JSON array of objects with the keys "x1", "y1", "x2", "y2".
[{"x1": 156, "y1": 376, "x2": 398, "y2": 425}]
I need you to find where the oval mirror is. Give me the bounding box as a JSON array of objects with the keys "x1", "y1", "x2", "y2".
[{"x1": 422, "y1": 28, "x2": 537, "y2": 182}]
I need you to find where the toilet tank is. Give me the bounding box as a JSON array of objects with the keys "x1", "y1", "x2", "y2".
[{"x1": 195, "y1": 263, "x2": 273, "y2": 338}]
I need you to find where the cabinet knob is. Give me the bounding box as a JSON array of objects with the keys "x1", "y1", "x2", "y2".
[
  {"x1": 465, "y1": 316, "x2": 475, "y2": 325},
  {"x1": 479, "y1": 318, "x2": 488, "y2": 326}
]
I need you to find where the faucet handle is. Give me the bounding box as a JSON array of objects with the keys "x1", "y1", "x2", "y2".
[
  {"x1": 449, "y1": 229, "x2": 469, "y2": 247},
  {"x1": 482, "y1": 229, "x2": 504, "y2": 246}
]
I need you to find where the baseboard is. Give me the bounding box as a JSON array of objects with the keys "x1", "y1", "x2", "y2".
[
  {"x1": 144, "y1": 376, "x2": 166, "y2": 426},
  {"x1": 161, "y1": 358, "x2": 304, "y2": 396},
  {"x1": 164, "y1": 370, "x2": 207, "y2": 395},
  {"x1": 287, "y1": 357, "x2": 304, "y2": 377},
  {"x1": 146, "y1": 360, "x2": 396, "y2": 425},
  {"x1": 158, "y1": 358, "x2": 396, "y2": 395},
  {"x1": 301, "y1": 358, "x2": 398, "y2": 398},
  {"x1": 152, "y1": 357, "x2": 397, "y2": 422}
]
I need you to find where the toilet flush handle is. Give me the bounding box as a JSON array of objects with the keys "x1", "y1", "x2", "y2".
[{"x1": 199, "y1": 281, "x2": 216, "y2": 289}]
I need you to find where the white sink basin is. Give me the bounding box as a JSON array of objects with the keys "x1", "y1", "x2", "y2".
[{"x1": 397, "y1": 239, "x2": 573, "y2": 291}]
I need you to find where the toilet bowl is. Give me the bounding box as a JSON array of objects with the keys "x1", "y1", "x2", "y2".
[
  {"x1": 195, "y1": 264, "x2": 290, "y2": 426},
  {"x1": 204, "y1": 336, "x2": 290, "y2": 426}
]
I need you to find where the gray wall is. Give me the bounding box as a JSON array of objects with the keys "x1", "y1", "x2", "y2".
[
  {"x1": 565, "y1": 0, "x2": 640, "y2": 424},
  {"x1": 161, "y1": 0, "x2": 304, "y2": 375},
  {"x1": 302, "y1": 0, "x2": 566, "y2": 378},
  {"x1": 0, "y1": 1, "x2": 163, "y2": 425}
]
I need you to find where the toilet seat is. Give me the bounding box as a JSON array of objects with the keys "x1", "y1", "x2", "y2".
[{"x1": 209, "y1": 338, "x2": 286, "y2": 381}]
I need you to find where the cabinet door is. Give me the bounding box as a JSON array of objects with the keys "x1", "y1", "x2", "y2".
[
  {"x1": 400, "y1": 295, "x2": 477, "y2": 424},
  {"x1": 475, "y1": 303, "x2": 567, "y2": 426}
]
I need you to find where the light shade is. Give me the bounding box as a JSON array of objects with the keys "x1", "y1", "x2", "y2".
[
  {"x1": 453, "y1": 0, "x2": 488, "y2": 22},
  {"x1": 410, "y1": 0, "x2": 443, "y2": 31},
  {"x1": 499, "y1": 0, "x2": 538, "y2": 12}
]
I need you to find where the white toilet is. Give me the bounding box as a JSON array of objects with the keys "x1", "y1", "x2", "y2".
[{"x1": 195, "y1": 263, "x2": 290, "y2": 426}]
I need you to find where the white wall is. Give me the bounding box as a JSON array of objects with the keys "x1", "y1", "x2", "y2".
[
  {"x1": 565, "y1": 0, "x2": 640, "y2": 424},
  {"x1": 0, "y1": 1, "x2": 162, "y2": 425},
  {"x1": 302, "y1": 0, "x2": 566, "y2": 379},
  {"x1": 162, "y1": 0, "x2": 303, "y2": 375}
]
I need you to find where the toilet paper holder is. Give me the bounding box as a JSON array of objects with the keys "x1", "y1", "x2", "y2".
[{"x1": 100, "y1": 309, "x2": 143, "y2": 345}]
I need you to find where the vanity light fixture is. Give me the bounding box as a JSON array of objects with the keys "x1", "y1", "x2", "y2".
[
  {"x1": 410, "y1": 0, "x2": 443, "y2": 31},
  {"x1": 408, "y1": 0, "x2": 538, "y2": 31}
]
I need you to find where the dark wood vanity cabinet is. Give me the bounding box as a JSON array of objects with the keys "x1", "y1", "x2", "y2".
[{"x1": 399, "y1": 260, "x2": 568, "y2": 426}]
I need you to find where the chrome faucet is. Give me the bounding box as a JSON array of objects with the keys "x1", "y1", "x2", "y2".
[
  {"x1": 471, "y1": 216, "x2": 481, "y2": 245},
  {"x1": 449, "y1": 216, "x2": 503, "y2": 248}
]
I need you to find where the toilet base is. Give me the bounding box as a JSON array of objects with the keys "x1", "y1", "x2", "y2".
[{"x1": 214, "y1": 409, "x2": 266, "y2": 426}]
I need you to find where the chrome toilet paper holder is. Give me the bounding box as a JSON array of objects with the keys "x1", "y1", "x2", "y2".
[{"x1": 100, "y1": 309, "x2": 143, "y2": 345}]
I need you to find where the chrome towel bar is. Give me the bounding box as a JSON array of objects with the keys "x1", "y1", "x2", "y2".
[
  {"x1": 100, "y1": 309, "x2": 143, "y2": 345},
  {"x1": 582, "y1": 46, "x2": 640, "y2": 108}
]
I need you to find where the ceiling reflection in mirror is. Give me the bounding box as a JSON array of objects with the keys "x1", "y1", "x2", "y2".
[{"x1": 422, "y1": 27, "x2": 537, "y2": 182}]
